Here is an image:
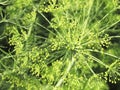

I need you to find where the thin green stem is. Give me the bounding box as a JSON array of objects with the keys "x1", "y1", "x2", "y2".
[
  {"x1": 85, "y1": 61, "x2": 96, "y2": 75},
  {"x1": 35, "y1": 22, "x2": 56, "y2": 36},
  {"x1": 54, "y1": 57, "x2": 75, "y2": 88},
  {"x1": 87, "y1": 49, "x2": 120, "y2": 59},
  {"x1": 83, "y1": 52, "x2": 109, "y2": 68},
  {"x1": 110, "y1": 36, "x2": 120, "y2": 38}
]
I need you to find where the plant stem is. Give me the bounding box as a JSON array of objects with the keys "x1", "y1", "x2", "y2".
[{"x1": 54, "y1": 57, "x2": 75, "y2": 88}]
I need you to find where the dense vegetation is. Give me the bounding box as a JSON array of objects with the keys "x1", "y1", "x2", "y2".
[{"x1": 0, "y1": 0, "x2": 120, "y2": 90}]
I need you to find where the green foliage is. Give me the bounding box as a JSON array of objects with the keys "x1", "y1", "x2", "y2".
[{"x1": 0, "y1": 0, "x2": 120, "y2": 90}]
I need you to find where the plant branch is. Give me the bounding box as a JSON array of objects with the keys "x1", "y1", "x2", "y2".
[
  {"x1": 87, "y1": 49, "x2": 120, "y2": 59},
  {"x1": 54, "y1": 57, "x2": 75, "y2": 88}
]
